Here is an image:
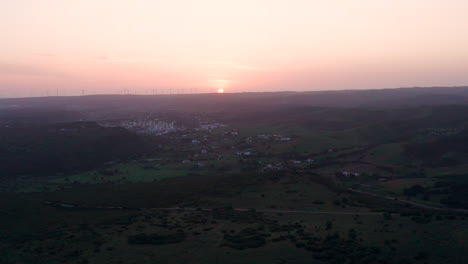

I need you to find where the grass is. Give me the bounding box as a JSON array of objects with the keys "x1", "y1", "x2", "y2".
[
  {"x1": 426, "y1": 165, "x2": 468, "y2": 177},
  {"x1": 367, "y1": 143, "x2": 406, "y2": 164},
  {"x1": 379, "y1": 178, "x2": 436, "y2": 193},
  {"x1": 237, "y1": 124, "x2": 368, "y2": 154},
  {"x1": 50, "y1": 163, "x2": 198, "y2": 184}
]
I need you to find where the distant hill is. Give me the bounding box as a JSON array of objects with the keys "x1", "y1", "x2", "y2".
[{"x1": 0, "y1": 87, "x2": 468, "y2": 119}]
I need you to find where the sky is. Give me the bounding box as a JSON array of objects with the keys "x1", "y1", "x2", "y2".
[{"x1": 2, "y1": 0, "x2": 468, "y2": 97}]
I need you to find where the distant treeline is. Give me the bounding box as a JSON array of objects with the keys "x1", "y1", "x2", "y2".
[
  {"x1": 0, "y1": 122, "x2": 149, "y2": 177},
  {"x1": 0, "y1": 108, "x2": 84, "y2": 125}
]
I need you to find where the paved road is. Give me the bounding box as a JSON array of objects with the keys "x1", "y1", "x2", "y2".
[
  {"x1": 348, "y1": 188, "x2": 468, "y2": 213},
  {"x1": 146, "y1": 207, "x2": 398, "y2": 216},
  {"x1": 46, "y1": 201, "x2": 395, "y2": 216},
  {"x1": 46, "y1": 189, "x2": 468, "y2": 215}
]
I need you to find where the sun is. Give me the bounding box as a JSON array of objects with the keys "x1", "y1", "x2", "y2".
[{"x1": 210, "y1": 79, "x2": 230, "y2": 93}]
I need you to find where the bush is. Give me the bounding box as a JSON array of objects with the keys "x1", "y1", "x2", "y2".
[
  {"x1": 223, "y1": 228, "x2": 267, "y2": 249},
  {"x1": 128, "y1": 232, "x2": 186, "y2": 245}
]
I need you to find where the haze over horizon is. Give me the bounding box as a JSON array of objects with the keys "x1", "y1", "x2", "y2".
[{"x1": 2, "y1": 0, "x2": 468, "y2": 98}]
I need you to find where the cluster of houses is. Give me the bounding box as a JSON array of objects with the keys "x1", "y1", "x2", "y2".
[
  {"x1": 246, "y1": 134, "x2": 292, "y2": 143},
  {"x1": 100, "y1": 116, "x2": 231, "y2": 137},
  {"x1": 101, "y1": 119, "x2": 184, "y2": 135},
  {"x1": 236, "y1": 150, "x2": 253, "y2": 157},
  {"x1": 262, "y1": 162, "x2": 285, "y2": 171},
  {"x1": 191, "y1": 134, "x2": 211, "y2": 144},
  {"x1": 421, "y1": 128, "x2": 460, "y2": 136},
  {"x1": 287, "y1": 158, "x2": 315, "y2": 165},
  {"x1": 258, "y1": 134, "x2": 292, "y2": 141},
  {"x1": 196, "y1": 122, "x2": 228, "y2": 131},
  {"x1": 338, "y1": 171, "x2": 360, "y2": 177},
  {"x1": 221, "y1": 131, "x2": 239, "y2": 136}
]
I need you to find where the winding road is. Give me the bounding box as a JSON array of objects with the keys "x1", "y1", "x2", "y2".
[{"x1": 347, "y1": 188, "x2": 468, "y2": 213}]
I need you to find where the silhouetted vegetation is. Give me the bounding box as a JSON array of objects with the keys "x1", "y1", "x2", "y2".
[
  {"x1": 128, "y1": 232, "x2": 186, "y2": 245},
  {"x1": 0, "y1": 122, "x2": 149, "y2": 177}
]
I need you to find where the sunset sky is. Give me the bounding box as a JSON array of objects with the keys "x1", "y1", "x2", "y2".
[{"x1": 2, "y1": 0, "x2": 468, "y2": 97}]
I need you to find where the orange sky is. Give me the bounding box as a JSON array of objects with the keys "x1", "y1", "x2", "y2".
[{"x1": 2, "y1": 0, "x2": 468, "y2": 97}]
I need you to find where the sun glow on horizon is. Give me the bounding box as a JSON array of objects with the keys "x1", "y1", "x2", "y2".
[
  {"x1": 210, "y1": 79, "x2": 231, "y2": 92},
  {"x1": 2, "y1": 0, "x2": 468, "y2": 97}
]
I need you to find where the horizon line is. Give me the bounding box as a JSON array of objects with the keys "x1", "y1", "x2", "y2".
[{"x1": 1, "y1": 85, "x2": 468, "y2": 100}]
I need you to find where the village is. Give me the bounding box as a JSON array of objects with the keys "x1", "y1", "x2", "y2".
[
  {"x1": 99, "y1": 119, "x2": 184, "y2": 135},
  {"x1": 104, "y1": 118, "x2": 364, "y2": 179}
]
